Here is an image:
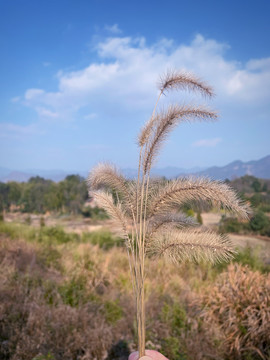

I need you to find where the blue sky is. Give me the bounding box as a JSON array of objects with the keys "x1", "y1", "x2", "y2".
[{"x1": 0, "y1": 0, "x2": 270, "y2": 172}]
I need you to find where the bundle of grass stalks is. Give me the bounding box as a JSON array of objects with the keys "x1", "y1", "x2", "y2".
[{"x1": 87, "y1": 70, "x2": 249, "y2": 358}]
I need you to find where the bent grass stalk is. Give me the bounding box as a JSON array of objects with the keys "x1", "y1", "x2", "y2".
[{"x1": 87, "y1": 70, "x2": 250, "y2": 358}]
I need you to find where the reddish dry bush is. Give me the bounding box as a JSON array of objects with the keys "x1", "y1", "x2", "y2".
[
  {"x1": 0, "y1": 284, "x2": 114, "y2": 360},
  {"x1": 0, "y1": 235, "x2": 61, "y2": 284},
  {"x1": 201, "y1": 264, "x2": 270, "y2": 359},
  {"x1": 14, "y1": 304, "x2": 113, "y2": 360},
  {"x1": 0, "y1": 236, "x2": 127, "y2": 360}
]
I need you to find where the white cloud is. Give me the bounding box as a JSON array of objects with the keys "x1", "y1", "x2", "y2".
[
  {"x1": 11, "y1": 96, "x2": 21, "y2": 103},
  {"x1": 104, "y1": 24, "x2": 122, "y2": 34},
  {"x1": 43, "y1": 61, "x2": 51, "y2": 67},
  {"x1": 79, "y1": 144, "x2": 109, "y2": 151},
  {"x1": 192, "y1": 137, "x2": 222, "y2": 147},
  {"x1": 0, "y1": 122, "x2": 43, "y2": 139},
  {"x1": 20, "y1": 33, "x2": 270, "y2": 123},
  {"x1": 25, "y1": 88, "x2": 45, "y2": 100},
  {"x1": 36, "y1": 107, "x2": 59, "y2": 119},
  {"x1": 84, "y1": 113, "x2": 97, "y2": 120}
]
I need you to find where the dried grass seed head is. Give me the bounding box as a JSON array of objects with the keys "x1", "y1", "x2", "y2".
[
  {"x1": 148, "y1": 177, "x2": 250, "y2": 220},
  {"x1": 90, "y1": 190, "x2": 129, "y2": 240},
  {"x1": 143, "y1": 105, "x2": 218, "y2": 173},
  {"x1": 159, "y1": 70, "x2": 214, "y2": 97},
  {"x1": 150, "y1": 228, "x2": 235, "y2": 264},
  {"x1": 87, "y1": 163, "x2": 126, "y2": 192},
  {"x1": 87, "y1": 163, "x2": 136, "y2": 215},
  {"x1": 147, "y1": 212, "x2": 198, "y2": 238}
]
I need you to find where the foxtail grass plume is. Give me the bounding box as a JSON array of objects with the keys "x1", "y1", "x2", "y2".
[
  {"x1": 87, "y1": 69, "x2": 250, "y2": 358},
  {"x1": 159, "y1": 70, "x2": 214, "y2": 96}
]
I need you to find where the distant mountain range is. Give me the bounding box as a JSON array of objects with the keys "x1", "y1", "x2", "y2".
[
  {"x1": 191, "y1": 155, "x2": 270, "y2": 180},
  {"x1": 1, "y1": 155, "x2": 270, "y2": 182},
  {"x1": 0, "y1": 168, "x2": 77, "y2": 183},
  {"x1": 121, "y1": 166, "x2": 205, "y2": 179}
]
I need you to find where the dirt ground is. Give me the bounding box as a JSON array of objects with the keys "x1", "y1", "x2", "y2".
[
  {"x1": 3, "y1": 212, "x2": 107, "y2": 234},
  {"x1": 202, "y1": 212, "x2": 270, "y2": 262}
]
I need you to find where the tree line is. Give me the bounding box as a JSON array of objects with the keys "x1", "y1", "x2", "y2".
[
  {"x1": 0, "y1": 175, "x2": 88, "y2": 214},
  {"x1": 1, "y1": 174, "x2": 270, "y2": 217}
]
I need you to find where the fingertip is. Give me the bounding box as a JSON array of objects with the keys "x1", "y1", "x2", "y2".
[
  {"x1": 128, "y1": 351, "x2": 139, "y2": 360},
  {"x1": 145, "y1": 350, "x2": 169, "y2": 360},
  {"x1": 129, "y1": 349, "x2": 169, "y2": 360}
]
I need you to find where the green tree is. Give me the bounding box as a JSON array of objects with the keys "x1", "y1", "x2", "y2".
[
  {"x1": 59, "y1": 175, "x2": 88, "y2": 213},
  {"x1": 262, "y1": 182, "x2": 268, "y2": 192},
  {"x1": 21, "y1": 177, "x2": 52, "y2": 213},
  {"x1": 0, "y1": 182, "x2": 9, "y2": 210},
  {"x1": 250, "y1": 211, "x2": 270, "y2": 232},
  {"x1": 7, "y1": 181, "x2": 22, "y2": 206},
  {"x1": 251, "y1": 179, "x2": 261, "y2": 193},
  {"x1": 249, "y1": 193, "x2": 263, "y2": 208}
]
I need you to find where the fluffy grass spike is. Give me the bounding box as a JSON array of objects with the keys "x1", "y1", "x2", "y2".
[
  {"x1": 151, "y1": 229, "x2": 235, "y2": 264},
  {"x1": 159, "y1": 70, "x2": 214, "y2": 97}
]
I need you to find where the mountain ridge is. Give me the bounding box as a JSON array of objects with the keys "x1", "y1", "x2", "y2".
[
  {"x1": 1, "y1": 155, "x2": 269, "y2": 182},
  {"x1": 190, "y1": 155, "x2": 270, "y2": 180}
]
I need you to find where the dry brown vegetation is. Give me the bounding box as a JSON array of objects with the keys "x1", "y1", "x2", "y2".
[
  {"x1": 200, "y1": 264, "x2": 270, "y2": 359},
  {"x1": 1, "y1": 221, "x2": 269, "y2": 360}
]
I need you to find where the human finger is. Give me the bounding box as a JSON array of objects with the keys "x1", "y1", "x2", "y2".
[{"x1": 128, "y1": 350, "x2": 169, "y2": 360}]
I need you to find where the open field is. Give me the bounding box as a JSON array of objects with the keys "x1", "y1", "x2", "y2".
[
  {"x1": 3, "y1": 212, "x2": 106, "y2": 234},
  {"x1": 201, "y1": 212, "x2": 270, "y2": 263},
  {"x1": 4, "y1": 211, "x2": 270, "y2": 266},
  {"x1": 5, "y1": 211, "x2": 270, "y2": 257}
]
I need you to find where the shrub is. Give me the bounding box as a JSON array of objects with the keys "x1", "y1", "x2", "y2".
[
  {"x1": 219, "y1": 215, "x2": 243, "y2": 233},
  {"x1": 39, "y1": 226, "x2": 80, "y2": 244},
  {"x1": 161, "y1": 302, "x2": 187, "y2": 337},
  {"x1": 40, "y1": 216, "x2": 46, "y2": 227},
  {"x1": 201, "y1": 264, "x2": 270, "y2": 359},
  {"x1": 25, "y1": 215, "x2": 32, "y2": 225},
  {"x1": 161, "y1": 336, "x2": 187, "y2": 360},
  {"x1": 143, "y1": 294, "x2": 188, "y2": 360},
  {"x1": 234, "y1": 246, "x2": 269, "y2": 273},
  {"x1": 250, "y1": 193, "x2": 263, "y2": 207},
  {"x1": 196, "y1": 212, "x2": 203, "y2": 225},
  {"x1": 250, "y1": 210, "x2": 270, "y2": 234},
  {"x1": 81, "y1": 206, "x2": 109, "y2": 220},
  {"x1": 103, "y1": 300, "x2": 123, "y2": 324},
  {"x1": 251, "y1": 179, "x2": 261, "y2": 192},
  {"x1": 82, "y1": 230, "x2": 123, "y2": 250},
  {"x1": 38, "y1": 245, "x2": 63, "y2": 272},
  {"x1": 58, "y1": 276, "x2": 88, "y2": 307},
  {"x1": 0, "y1": 221, "x2": 36, "y2": 241},
  {"x1": 32, "y1": 354, "x2": 55, "y2": 360},
  {"x1": 0, "y1": 298, "x2": 113, "y2": 360},
  {"x1": 259, "y1": 203, "x2": 270, "y2": 213}
]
